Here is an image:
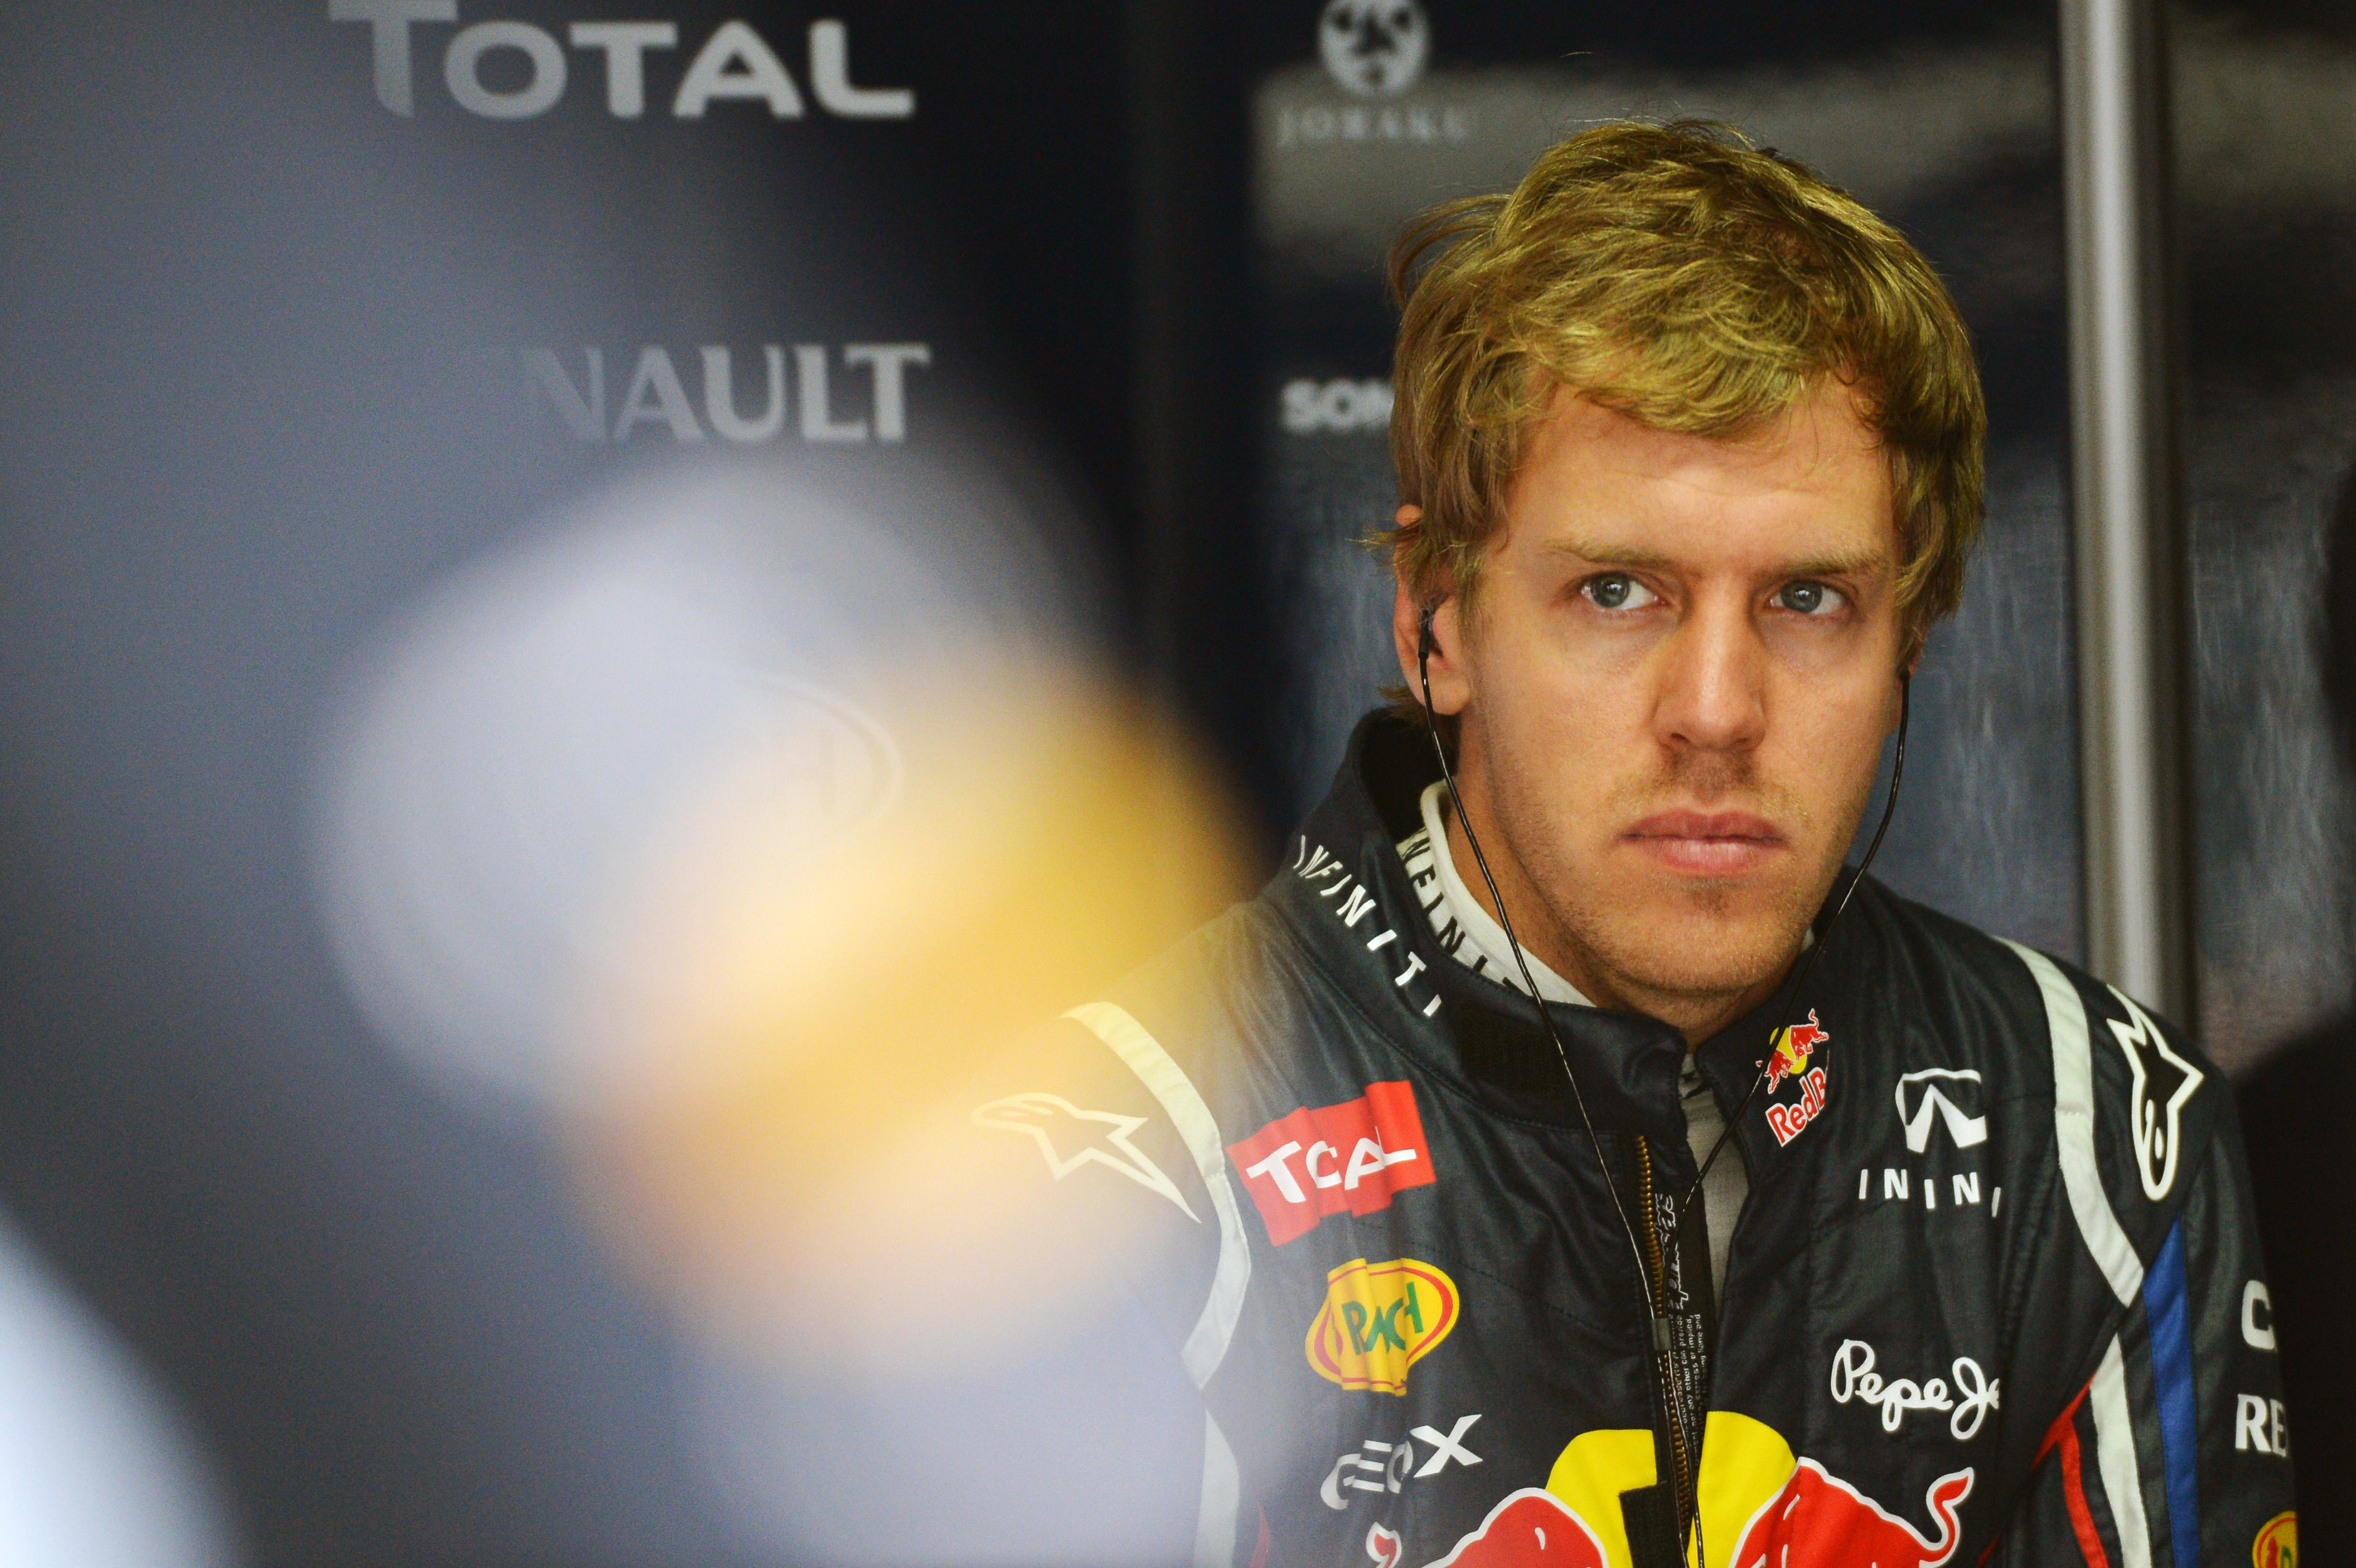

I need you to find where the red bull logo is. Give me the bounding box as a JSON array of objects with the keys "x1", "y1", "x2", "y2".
[
  {"x1": 1728, "y1": 1460, "x2": 1972, "y2": 1568},
  {"x1": 1366, "y1": 1493, "x2": 1605, "y2": 1568},
  {"x1": 1762, "y1": 1010, "x2": 1830, "y2": 1094},
  {"x1": 1384, "y1": 1413, "x2": 1975, "y2": 1568}
]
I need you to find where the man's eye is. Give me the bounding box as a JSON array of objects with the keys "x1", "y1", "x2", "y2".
[
  {"x1": 1582, "y1": 574, "x2": 1658, "y2": 611},
  {"x1": 1774, "y1": 580, "x2": 1846, "y2": 616}
]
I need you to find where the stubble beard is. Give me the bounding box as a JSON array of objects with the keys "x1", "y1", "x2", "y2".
[{"x1": 1480, "y1": 740, "x2": 1877, "y2": 1023}]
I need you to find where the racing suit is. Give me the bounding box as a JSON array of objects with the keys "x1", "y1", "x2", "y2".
[{"x1": 969, "y1": 711, "x2": 2297, "y2": 1567}]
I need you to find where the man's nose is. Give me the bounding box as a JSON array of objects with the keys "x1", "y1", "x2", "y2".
[{"x1": 1652, "y1": 601, "x2": 1768, "y2": 755}]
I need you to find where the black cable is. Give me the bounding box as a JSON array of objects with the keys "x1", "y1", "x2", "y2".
[
  {"x1": 1418, "y1": 608, "x2": 1913, "y2": 1566},
  {"x1": 1417, "y1": 616, "x2": 1687, "y2": 1544},
  {"x1": 1677, "y1": 673, "x2": 1910, "y2": 1217},
  {"x1": 1418, "y1": 618, "x2": 1655, "y2": 1292}
]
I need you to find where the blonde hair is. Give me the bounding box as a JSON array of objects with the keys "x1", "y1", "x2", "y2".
[{"x1": 1383, "y1": 120, "x2": 1984, "y2": 669}]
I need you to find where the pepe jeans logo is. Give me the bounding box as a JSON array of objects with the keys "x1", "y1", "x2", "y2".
[
  {"x1": 1305, "y1": 1257, "x2": 1458, "y2": 1395},
  {"x1": 1829, "y1": 1339, "x2": 1999, "y2": 1440}
]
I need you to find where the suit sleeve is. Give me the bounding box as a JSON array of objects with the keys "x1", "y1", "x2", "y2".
[
  {"x1": 1998, "y1": 1105, "x2": 2298, "y2": 1567},
  {"x1": 956, "y1": 1005, "x2": 1252, "y2": 1567}
]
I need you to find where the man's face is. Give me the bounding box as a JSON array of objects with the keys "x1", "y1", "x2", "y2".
[{"x1": 1392, "y1": 381, "x2": 1905, "y2": 1023}]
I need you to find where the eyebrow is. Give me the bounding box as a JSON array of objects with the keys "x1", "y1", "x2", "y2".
[{"x1": 1543, "y1": 535, "x2": 1893, "y2": 580}]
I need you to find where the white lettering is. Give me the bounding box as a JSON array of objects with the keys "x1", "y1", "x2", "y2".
[
  {"x1": 567, "y1": 22, "x2": 676, "y2": 117},
  {"x1": 1365, "y1": 929, "x2": 1398, "y2": 952},
  {"x1": 330, "y1": 0, "x2": 456, "y2": 116},
  {"x1": 700, "y1": 345, "x2": 786, "y2": 443},
  {"x1": 1306, "y1": 1141, "x2": 1342, "y2": 1189},
  {"x1": 1883, "y1": 1168, "x2": 1909, "y2": 1201},
  {"x1": 1409, "y1": 1414, "x2": 1482, "y2": 1476},
  {"x1": 1393, "y1": 951, "x2": 1427, "y2": 989},
  {"x1": 1341, "y1": 1136, "x2": 1418, "y2": 1190},
  {"x1": 444, "y1": 21, "x2": 565, "y2": 118},
  {"x1": 1337, "y1": 885, "x2": 1379, "y2": 928},
  {"x1": 808, "y1": 19, "x2": 914, "y2": 117},
  {"x1": 1859, "y1": 1168, "x2": 1871, "y2": 1200},
  {"x1": 523, "y1": 346, "x2": 602, "y2": 440},
  {"x1": 843, "y1": 342, "x2": 928, "y2": 441},
  {"x1": 614, "y1": 347, "x2": 703, "y2": 441},
  {"x1": 2243, "y1": 1280, "x2": 2275, "y2": 1350},
  {"x1": 796, "y1": 345, "x2": 867, "y2": 441},
  {"x1": 1280, "y1": 376, "x2": 1393, "y2": 434},
  {"x1": 673, "y1": 20, "x2": 804, "y2": 118},
  {"x1": 1829, "y1": 1339, "x2": 1999, "y2": 1440},
  {"x1": 1243, "y1": 1141, "x2": 1307, "y2": 1203},
  {"x1": 2237, "y1": 1393, "x2": 2270, "y2": 1452},
  {"x1": 2273, "y1": 1398, "x2": 2290, "y2": 1457},
  {"x1": 1952, "y1": 1172, "x2": 1980, "y2": 1206}
]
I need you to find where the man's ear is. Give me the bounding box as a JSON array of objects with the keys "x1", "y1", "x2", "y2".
[
  {"x1": 1389, "y1": 507, "x2": 1471, "y2": 716},
  {"x1": 1892, "y1": 630, "x2": 1923, "y2": 734}
]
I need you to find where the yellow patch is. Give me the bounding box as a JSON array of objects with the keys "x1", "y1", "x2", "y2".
[
  {"x1": 1303, "y1": 1257, "x2": 1458, "y2": 1395},
  {"x1": 2254, "y1": 1510, "x2": 2297, "y2": 1568},
  {"x1": 1542, "y1": 1410, "x2": 1798, "y2": 1568}
]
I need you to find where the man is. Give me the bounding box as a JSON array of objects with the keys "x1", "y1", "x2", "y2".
[
  {"x1": 2236, "y1": 456, "x2": 2356, "y2": 1564},
  {"x1": 970, "y1": 123, "x2": 2294, "y2": 1568}
]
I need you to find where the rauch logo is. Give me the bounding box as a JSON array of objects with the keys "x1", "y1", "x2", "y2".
[
  {"x1": 1226, "y1": 1080, "x2": 1433, "y2": 1245},
  {"x1": 1305, "y1": 1256, "x2": 1458, "y2": 1395}
]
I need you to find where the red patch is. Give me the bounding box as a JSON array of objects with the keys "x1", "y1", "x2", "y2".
[{"x1": 1226, "y1": 1081, "x2": 1435, "y2": 1245}]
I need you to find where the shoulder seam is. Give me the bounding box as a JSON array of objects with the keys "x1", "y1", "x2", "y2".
[{"x1": 1997, "y1": 938, "x2": 2146, "y2": 1306}]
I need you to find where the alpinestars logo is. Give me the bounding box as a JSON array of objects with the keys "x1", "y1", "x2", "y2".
[
  {"x1": 2103, "y1": 986, "x2": 2200, "y2": 1199},
  {"x1": 973, "y1": 1092, "x2": 1198, "y2": 1221}
]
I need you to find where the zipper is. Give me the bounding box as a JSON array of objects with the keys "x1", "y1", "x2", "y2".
[{"x1": 1633, "y1": 1137, "x2": 1698, "y2": 1546}]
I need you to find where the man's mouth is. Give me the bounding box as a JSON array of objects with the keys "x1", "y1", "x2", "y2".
[{"x1": 1621, "y1": 809, "x2": 1787, "y2": 877}]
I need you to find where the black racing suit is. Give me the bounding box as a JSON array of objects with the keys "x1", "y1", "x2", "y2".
[{"x1": 968, "y1": 712, "x2": 2297, "y2": 1567}]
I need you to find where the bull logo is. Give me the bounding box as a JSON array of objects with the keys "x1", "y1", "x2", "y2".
[
  {"x1": 1396, "y1": 1413, "x2": 1976, "y2": 1568},
  {"x1": 1763, "y1": 1011, "x2": 1830, "y2": 1094}
]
